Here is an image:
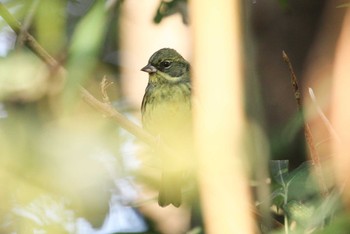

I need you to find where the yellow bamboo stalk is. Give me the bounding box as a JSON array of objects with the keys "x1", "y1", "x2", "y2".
[
  {"x1": 331, "y1": 8, "x2": 350, "y2": 208},
  {"x1": 189, "y1": 1, "x2": 255, "y2": 233}
]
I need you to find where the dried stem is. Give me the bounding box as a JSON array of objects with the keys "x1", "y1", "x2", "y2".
[
  {"x1": 282, "y1": 51, "x2": 328, "y2": 195},
  {"x1": 79, "y1": 86, "x2": 156, "y2": 147},
  {"x1": 282, "y1": 51, "x2": 303, "y2": 110},
  {"x1": 100, "y1": 76, "x2": 113, "y2": 104}
]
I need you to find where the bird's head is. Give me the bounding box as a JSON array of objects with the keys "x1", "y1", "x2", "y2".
[{"x1": 141, "y1": 48, "x2": 190, "y2": 84}]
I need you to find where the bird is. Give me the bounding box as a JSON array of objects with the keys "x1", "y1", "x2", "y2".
[{"x1": 141, "y1": 48, "x2": 193, "y2": 207}]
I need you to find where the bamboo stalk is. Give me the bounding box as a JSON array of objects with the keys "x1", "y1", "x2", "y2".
[
  {"x1": 331, "y1": 8, "x2": 350, "y2": 209},
  {"x1": 189, "y1": 0, "x2": 255, "y2": 233}
]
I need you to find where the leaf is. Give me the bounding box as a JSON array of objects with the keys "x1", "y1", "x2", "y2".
[
  {"x1": 64, "y1": 0, "x2": 107, "y2": 105},
  {"x1": 153, "y1": 0, "x2": 188, "y2": 24},
  {"x1": 269, "y1": 160, "x2": 289, "y2": 186},
  {"x1": 270, "y1": 187, "x2": 285, "y2": 208},
  {"x1": 286, "y1": 161, "x2": 319, "y2": 201},
  {"x1": 285, "y1": 161, "x2": 310, "y2": 184},
  {"x1": 278, "y1": 0, "x2": 289, "y2": 8},
  {"x1": 284, "y1": 200, "x2": 315, "y2": 227},
  {"x1": 69, "y1": 0, "x2": 106, "y2": 57},
  {"x1": 308, "y1": 190, "x2": 342, "y2": 228},
  {"x1": 315, "y1": 213, "x2": 350, "y2": 234}
]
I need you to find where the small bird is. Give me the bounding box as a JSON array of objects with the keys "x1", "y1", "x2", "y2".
[{"x1": 141, "y1": 48, "x2": 192, "y2": 207}]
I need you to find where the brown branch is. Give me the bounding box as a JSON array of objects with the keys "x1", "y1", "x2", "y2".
[
  {"x1": 80, "y1": 86, "x2": 177, "y2": 158},
  {"x1": 282, "y1": 51, "x2": 328, "y2": 195},
  {"x1": 79, "y1": 86, "x2": 157, "y2": 147},
  {"x1": 282, "y1": 51, "x2": 303, "y2": 110},
  {"x1": 0, "y1": 2, "x2": 168, "y2": 153}
]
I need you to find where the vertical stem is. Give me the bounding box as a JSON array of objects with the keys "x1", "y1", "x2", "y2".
[
  {"x1": 283, "y1": 51, "x2": 328, "y2": 196},
  {"x1": 284, "y1": 187, "x2": 289, "y2": 234},
  {"x1": 278, "y1": 163, "x2": 289, "y2": 234}
]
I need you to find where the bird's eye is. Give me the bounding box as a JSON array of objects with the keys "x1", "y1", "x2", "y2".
[{"x1": 161, "y1": 61, "x2": 172, "y2": 68}]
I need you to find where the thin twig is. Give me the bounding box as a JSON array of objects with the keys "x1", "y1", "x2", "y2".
[
  {"x1": 282, "y1": 51, "x2": 328, "y2": 195},
  {"x1": 282, "y1": 51, "x2": 303, "y2": 110},
  {"x1": 79, "y1": 86, "x2": 155, "y2": 146},
  {"x1": 100, "y1": 76, "x2": 113, "y2": 104},
  {"x1": 80, "y1": 86, "x2": 177, "y2": 157}
]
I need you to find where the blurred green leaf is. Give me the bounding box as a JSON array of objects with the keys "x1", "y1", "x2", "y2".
[
  {"x1": 69, "y1": 1, "x2": 106, "y2": 56},
  {"x1": 308, "y1": 190, "x2": 342, "y2": 229},
  {"x1": 284, "y1": 200, "x2": 315, "y2": 227},
  {"x1": 64, "y1": 0, "x2": 107, "y2": 106},
  {"x1": 278, "y1": 0, "x2": 289, "y2": 8},
  {"x1": 285, "y1": 161, "x2": 310, "y2": 183},
  {"x1": 315, "y1": 214, "x2": 350, "y2": 234},
  {"x1": 269, "y1": 160, "x2": 321, "y2": 211},
  {"x1": 153, "y1": 0, "x2": 188, "y2": 24},
  {"x1": 270, "y1": 160, "x2": 289, "y2": 186},
  {"x1": 271, "y1": 112, "x2": 305, "y2": 162},
  {"x1": 35, "y1": 0, "x2": 66, "y2": 55},
  {"x1": 270, "y1": 187, "x2": 285, "y2": 208},
  {"x1": 287, "y1": 162, "x2": 319, "y2": 201}
]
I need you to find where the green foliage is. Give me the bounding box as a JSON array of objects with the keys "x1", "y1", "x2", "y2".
[
  {"x1": 316, "y1": 214, "x2": 350, "y2": 233},
  {"x1": 64, "y1": 0, "x2": 107, "y2": 107},
  {"x1": 278, "y1": 0, "x2": 289, "y2": 9},
  {"x1": 153, "y1": 0, "x2": 188, "y2": 24},
  {"x1": 1, "y1": 0, "x2": 350, "y2": 233},
  {"x1": 0, "y1": 0, "x2": 124, "y2": 232},
  {"x1": 269, "y1": 160, "x2": 343, "y2": 233}
]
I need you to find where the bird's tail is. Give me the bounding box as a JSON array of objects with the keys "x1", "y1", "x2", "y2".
[{"x1": 158, "y1": 171, "x2": 182, "y2": 207}]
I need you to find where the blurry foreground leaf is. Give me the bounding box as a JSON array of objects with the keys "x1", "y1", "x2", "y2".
[
  {"x1": 315, "y1": 214, "x2": 350, "y2": 234},
  {"x1": 0, "y1": 52, "x2": 49, "y2": 102},
  {"x1": 64, "y1": 0, "x2": 107, "y2": 106},
  {"x1": 278, "y1": 0, "x2": 289, "y2": 8},
  {"x1": 286, "y1": 162, "x2": 319, "y2": 201},
  {"x1": 270, "y1": 160, "x2": 289, "y2": 186},
  {"x1": 35, "y1": 0, "x2": 66, "y2": 55},
  {"x1": 153, "y1": 0, "x2": 188, "y2": 24},
  {"x1": 284, "y1": 200, "x2": 315, "y2": 228},
  {"x1": 270, "y1": 161, "x2": 318, "y2": 206}
]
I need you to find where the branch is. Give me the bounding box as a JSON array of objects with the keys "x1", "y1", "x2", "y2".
[
  {"x1": 0, "y1": 3, "x2": 165, "y2": 152},
  {"x1": 282, "y1": 51, "x2": 303, "y2": 110},
  {"x1": 79, "y1": 86, "x2": 158, "y2": 147},
  {"x1": 282, "y1": 51, "x2": 328, "y2": 195}
]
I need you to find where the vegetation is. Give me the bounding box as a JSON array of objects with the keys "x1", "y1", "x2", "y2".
[{"x1": 0, "y1": 0, "x2": 348, "y2": 233}]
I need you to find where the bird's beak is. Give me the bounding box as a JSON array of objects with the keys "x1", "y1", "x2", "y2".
[{"x1": 141, "y1": 64, "x2": 157, "y2": 74}]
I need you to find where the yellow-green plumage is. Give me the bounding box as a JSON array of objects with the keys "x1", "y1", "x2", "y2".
[{"x1": 141, "y1": 48, "x2": 192, "y2": 207}]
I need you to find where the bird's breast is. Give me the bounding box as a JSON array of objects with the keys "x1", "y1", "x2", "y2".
[{"x1": 142, "y1": 83, "x2": 192, "y2": 141}]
